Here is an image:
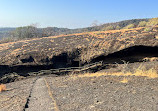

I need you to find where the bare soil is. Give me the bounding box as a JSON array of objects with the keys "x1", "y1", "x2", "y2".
[
  {"x1": 1, "y1": 72, "x2": 158, "y2": 111},
  {"x1": 0, "y1": 77, "x2": 37, "y2": 111},
  {"x1": 46, "y1": 75, "x2": 158, "y2": 111}
]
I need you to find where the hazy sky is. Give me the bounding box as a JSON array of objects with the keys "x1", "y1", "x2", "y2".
[{"x1": 0, "y1": 0, "x2": 157, "y2": 29}]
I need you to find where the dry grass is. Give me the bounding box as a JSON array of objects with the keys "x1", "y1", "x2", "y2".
[
  {"x1": 120, "y1": 78, "x2": 128, "y2": 83},
  {"x1": 71, "y1": 65, "x2": 158, "y2": 79},
  {"x1": 142, "y1": 57, "x2": 158, "y2": 62},
  {"x1": 0, "y1": 84, "x2": 6, "y2": 92}
]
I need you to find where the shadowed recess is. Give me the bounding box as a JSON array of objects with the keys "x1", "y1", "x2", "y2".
[{"x1": 91, "y1": 45, "x2": 158, "y2": 64}]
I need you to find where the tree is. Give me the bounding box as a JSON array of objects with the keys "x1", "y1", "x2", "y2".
[{"x1": 11, "y1": 26, "x2": 40, "y2": 39}]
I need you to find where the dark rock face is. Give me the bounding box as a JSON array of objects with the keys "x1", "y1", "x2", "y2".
[
  {"x1": 91, "y1": 45, "x2": 158, "y2": 64},
  {"x1": 0, "y1": 27, "x2": 158, "y2": 76}
]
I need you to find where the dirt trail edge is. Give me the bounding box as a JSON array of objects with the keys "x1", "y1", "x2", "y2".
[{"x1": 24, "y1": 77, "x2": 60, "y2": 111}]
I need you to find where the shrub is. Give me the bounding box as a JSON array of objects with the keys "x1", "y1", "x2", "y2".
[
  {"x1": 144, "y1": 27, "x2": 153, "y2": 32},
  {"x1": 146, "y1": 18, "x2": 158, "y2": 27},
  {"x1": 102, "y1": 25, "x2": 114, "y2": 31},
  {"x1": 138, "y1": 21, "x2": 147, "y2": 27},
  {"x1": 123, "y1": 24, "x2": 135, "y2": 29},
  {"x1": 115, "y1": 25, "x2": 121, "y2": 30}
]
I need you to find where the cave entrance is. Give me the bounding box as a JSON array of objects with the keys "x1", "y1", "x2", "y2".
[
  {"x1": 51, "y1": 52, "x2": 80, "y2": 68},
  {"x1": 91, "y1": 45, "x2": 158, "y2": 64},
  {"x1": 71, "y1": 60, "x2": 80, "y2": 67},
  {"x1": 51, "y1": 53, "x2": 68, "y2": 68}
]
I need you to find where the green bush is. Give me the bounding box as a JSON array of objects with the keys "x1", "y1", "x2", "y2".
[
  {"x1": 144, "y1": 27, "x2": 153, "y2": 32},
  {"x1": 115, "y1": 25, "x2": 121, "y2": 30},
  {"x1": 123, "y1": 24, "x2": 135, "y2": 29},
  {"x1": 146, "y1": 18, "x2": 158, "y2": 27},
  {"x1": 138, "y1": 21, "x2": 147, "y2": 27},
  {"x1": 101, "y1": 25, "x2": 114, "y2": 31}
]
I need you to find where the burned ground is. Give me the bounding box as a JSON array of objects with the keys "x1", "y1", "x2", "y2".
[{"x1": 0, "y1": 26, "x2": 158, "y2": 83}]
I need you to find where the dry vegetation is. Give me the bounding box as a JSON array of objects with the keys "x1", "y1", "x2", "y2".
[
  {"x1": 120, "y1": 77, "x2": 129, "y2": 83},
  {"x1": 0, "y1": 84, "x2": 6, "y2": 92},
  {"x1": 71, "y1": 63, "x2": 158, "y2": 80}
]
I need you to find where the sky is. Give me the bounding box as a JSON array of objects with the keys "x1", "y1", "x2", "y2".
[{"x1": 0, "y1": 0, "x2": 157, "y2": 29}]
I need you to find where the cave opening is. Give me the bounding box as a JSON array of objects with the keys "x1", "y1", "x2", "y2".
[
  {"x1": 51, "y1": 52, "x2": 80, "y2": 69},
  {"x1": 21, "y1": 56, "x2": 34, "y2": 63},
  {"x1": 51, "y1": 53, "x2": 68, "y2": 69}
]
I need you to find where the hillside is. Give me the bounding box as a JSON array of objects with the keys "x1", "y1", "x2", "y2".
[
  {"x1": 0, "y1": 25, "x2": 158, "y2": 83},
  {"x1": 0, "y1": 18, "x2": 148, "y2": 40},
  {"x1": 1, "y1": 0, "x2": 158, "y2": 110},
  {"x1": 74, "y1": 18, "x2": 149, "y2": 32},
  {"x1": 0, "y1": 20, "x2": 158, "y2": 111}
]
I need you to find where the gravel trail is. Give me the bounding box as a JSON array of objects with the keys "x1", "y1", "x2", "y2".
[
  {"x1": 1, "y1": 75, "x2": 158, "y2": 111},
  {"x1": 25, "y1": 78, "x2": 59, "y2": 111}
]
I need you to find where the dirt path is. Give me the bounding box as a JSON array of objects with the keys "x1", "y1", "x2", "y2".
[
  {"x1": 1, "y1": 75, "x2": 158, "y2": 111},
  {"x1": 25, "y1": 78, "x2": 59, "y2": 111}
]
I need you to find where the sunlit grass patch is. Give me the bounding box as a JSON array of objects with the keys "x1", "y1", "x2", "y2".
[
  {"x1": 120, "y1": 78, "x2": 128, "y2": 83},
  {"x1": 71, "y1": 66, "x2": 158, "y2": 79}
]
